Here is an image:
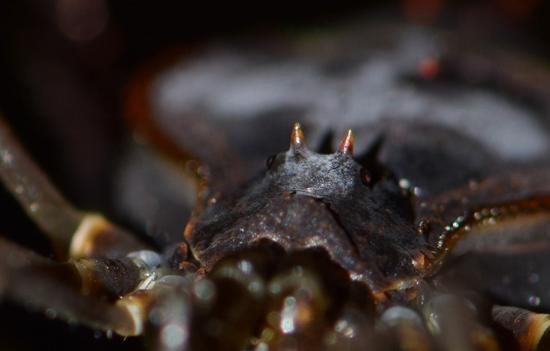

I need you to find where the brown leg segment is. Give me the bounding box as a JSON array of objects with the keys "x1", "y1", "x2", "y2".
[
  {"x1": 493, "y1": 306, "x2": 550, "y2": 351},
  {"x1": 0, "y1": 238, "x2": 145, "y2": 335}
]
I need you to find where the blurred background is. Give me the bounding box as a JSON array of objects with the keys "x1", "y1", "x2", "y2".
[
  {"x1": 1, "y1": 0, "x2": 550, "y2": 214},
  {"x1": 1, "y1": 0, "x2": 550, "y2": 349}
]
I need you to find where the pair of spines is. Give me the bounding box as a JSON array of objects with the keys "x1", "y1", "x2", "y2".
[{"x1": 290, "y1": 122, "x2": 354, "y2": 155}]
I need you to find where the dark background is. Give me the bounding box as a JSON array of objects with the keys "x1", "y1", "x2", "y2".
[
  {"x1": 0, "y1": 1, "x2": 549, "y2": 349},
  {"x1": 1, "y1": 0, "x2": 549, "y2": 220}
]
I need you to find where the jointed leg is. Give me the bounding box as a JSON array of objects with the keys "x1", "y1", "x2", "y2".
[
  {"x1": 0, "y1": 115, "x2": 148, "y2": 259},
  {"x1": 0, "y1": 114, "x2": 179, "y2": 337},
  {"x1": 0, "y1": 238, "x2": 141, "y2": 335},
  {"x1": 493, "y1": 306, "x2": 550, "y2": 351}
]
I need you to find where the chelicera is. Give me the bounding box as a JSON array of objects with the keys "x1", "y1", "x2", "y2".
[{"x1": 2, "y1": 23, "x2": 550, "y2": 351}]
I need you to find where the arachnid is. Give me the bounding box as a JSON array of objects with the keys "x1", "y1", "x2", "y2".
[{"x1": 2, "y1": 21, "x2": 550, "y2": 351}]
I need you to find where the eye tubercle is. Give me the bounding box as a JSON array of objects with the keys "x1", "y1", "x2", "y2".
[
  {"x1": 338, "y1": 129, "x2": 354, "y2": 156},
  {"x1": 290, "y1": 122, "x2": 306, "y2": 151}
]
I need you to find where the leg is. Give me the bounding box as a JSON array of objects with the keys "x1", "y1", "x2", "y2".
[
  {"x1": 0, "y1": 238, "x2": 141, "y2": 335},
  {"x1": 420, "y1": 173, "x2": 550, "y2": 350},
  {"x1": 0, "y1": 113, "x2": 201, "y2": 339},
  {"x1": 493, "y1": 306, "x2": 550, "y2": 351},
  {"x1": 0, "y1": 115, "x2": 148, "y2": 259},
  {"x1": 417, "y1": 169, "x2": 550, "y2": 269}
]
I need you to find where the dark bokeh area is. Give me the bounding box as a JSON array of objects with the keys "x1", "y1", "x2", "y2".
[
  {"x1": 0, "y1": 1, "x2": 550, "y2": 350},
  {"x1": 1, "y1": 0, "x2": 550, "y2": 218}
]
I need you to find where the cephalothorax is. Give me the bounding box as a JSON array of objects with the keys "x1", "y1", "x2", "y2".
[
  {"x1": 2, "y1": 21, "x2": 550, "y2": 351},
  {"x1": 188, "y1": 124, "x2": 425, "y2": 294}
]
